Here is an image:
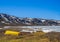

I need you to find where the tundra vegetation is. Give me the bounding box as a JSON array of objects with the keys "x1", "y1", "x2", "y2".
[{"x1": 0, "y1": 29, "x2": 60, "y2": 42}]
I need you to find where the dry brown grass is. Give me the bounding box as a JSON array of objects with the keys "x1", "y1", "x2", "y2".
[{"x1": 0, "y1": 31, "x2": 60, "y2": 42}]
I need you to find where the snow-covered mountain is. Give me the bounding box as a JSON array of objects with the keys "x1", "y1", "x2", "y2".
[{"x1": 0, "y1": 13, "x2": 60, "y2": 26}]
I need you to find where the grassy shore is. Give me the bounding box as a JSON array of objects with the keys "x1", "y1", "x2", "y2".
[{"x1": 0, "y1": 31, "x2": 60, "y2": 42}]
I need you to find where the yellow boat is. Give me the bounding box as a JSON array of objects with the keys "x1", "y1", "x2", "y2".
[{"x1": 4, "y1": 30, "x2": 20, "y2": 36}]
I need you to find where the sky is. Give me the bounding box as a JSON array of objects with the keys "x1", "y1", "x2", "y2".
[{"x1": 0, "y1": 0, "x2": 60, "y2": 20}]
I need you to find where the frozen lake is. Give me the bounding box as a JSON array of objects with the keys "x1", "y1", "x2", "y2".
[{"x1": 4, "y1": 26, "x2": 60, "y2": 32}]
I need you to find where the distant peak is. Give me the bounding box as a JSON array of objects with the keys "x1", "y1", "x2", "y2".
[{"x1": 0, "y1": 13, "x2": 60, "y2": 26}]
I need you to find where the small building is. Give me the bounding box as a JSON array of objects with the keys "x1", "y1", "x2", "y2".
[{"x1": 4, "y1": 30, "x2": 20, "y2": 36}]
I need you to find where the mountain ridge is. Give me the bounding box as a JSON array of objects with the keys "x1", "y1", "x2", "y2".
[{"x1": 0, "y1": 13, "x2": 60, "y2": 26}]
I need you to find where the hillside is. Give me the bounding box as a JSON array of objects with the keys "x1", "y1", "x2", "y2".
[{"x1": 0, "y1": 13, "x2": 60, "y2": 26}]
